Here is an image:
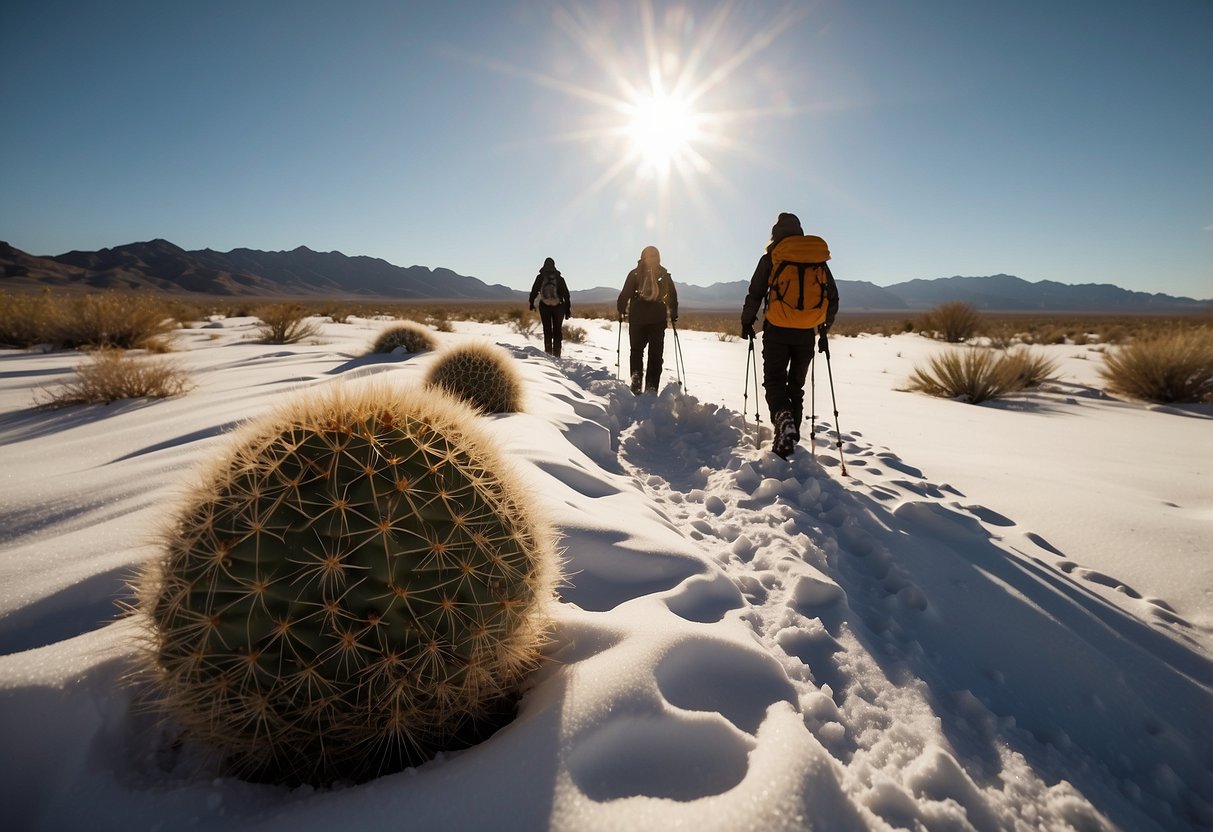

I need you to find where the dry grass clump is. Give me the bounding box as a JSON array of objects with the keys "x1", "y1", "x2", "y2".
[
  {"x1": 561, "y1": 322, "x2": 588, "y2": 344},
  {"x1": 255, "y1": 304, "x2": 322, "y2": 344},
  {"x1": 425, "y1": 342, "x2": 524, "y2": 414},
  {"x1": 0, "y1": 291, "x2": 178, "y2": 349},
  {"x1": 36, "y1": 349, "x2": 191, "y2": 408},
  {"x1": 907, "y1": 346, "x2": 1060, "y2": 404},
  {"x1": 368, "y1": 321, "x2": 437, "y2": 354},
  {"x1": 917, "y1": 302, "x2": 984, "y2": 343},
  {"x1": 998, "y1": 347, "x2": 1059, "y2": 390},
  {"x1": 1099, "y1": 329, "x2": 1213, "y2": 403}
]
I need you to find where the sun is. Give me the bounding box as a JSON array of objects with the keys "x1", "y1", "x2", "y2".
[{"x1": 625, "y1": 89, "x2": 702, "y2": 180}]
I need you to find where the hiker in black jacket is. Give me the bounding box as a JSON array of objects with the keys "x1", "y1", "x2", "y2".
[
  {"x1": 741, "y1": 213, "x2": 839, "y2": 458},
  {"x1": 617, "y1": 246, "x2": 679, "y2": 394},
  {"x1": 529, "y1": 257, "x2": 572, "y2": 357}
]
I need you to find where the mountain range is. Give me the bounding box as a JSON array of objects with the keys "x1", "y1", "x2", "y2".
[{"x1": 2, "y1": 239, "x2": 1208, "y2": 313}]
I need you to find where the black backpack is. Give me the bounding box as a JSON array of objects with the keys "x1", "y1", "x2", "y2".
[{"x1": 539, "y1": 272, "x2": 562, "y2": 305}]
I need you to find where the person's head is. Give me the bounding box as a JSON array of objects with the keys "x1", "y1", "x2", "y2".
[
  {"x1": 543, "y1": 256, "x2": 556, "y2": 269},
  {"x1": 767, "y1": 212, "x2": 803, "y2": 252},
  {"x1": 639, "y1": 245, "x2": 660, "y2": 269}
]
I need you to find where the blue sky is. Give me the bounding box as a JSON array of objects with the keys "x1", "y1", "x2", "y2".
[{"x1": 2, "y1": 0, "x2": 1210, "y2": 298}]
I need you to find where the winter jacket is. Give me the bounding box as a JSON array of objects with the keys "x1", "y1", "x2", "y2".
[
  {"x1": 741, "y1": 251, "x2": 839, "y2": 345},
  {"x1": 617, "y1": 266, "x2": 678, "y2": 327}
]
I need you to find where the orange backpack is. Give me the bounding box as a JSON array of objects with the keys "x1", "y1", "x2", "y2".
[{"x1": 765, "y1": 235, "x2": 831, "y2": 329}]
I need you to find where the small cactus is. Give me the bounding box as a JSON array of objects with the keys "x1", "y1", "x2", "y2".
[
  {"x1": 424, "y1": 342, "x2": 523, "y2": 414},
  {"x1": 136, "y1": 382, "x2": 557, "y2": 784},
  {"x1": 369, "y1": 321, "x2": 437, "y2": 355}
]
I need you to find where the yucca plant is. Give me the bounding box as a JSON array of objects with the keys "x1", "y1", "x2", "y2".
[
  {"x1": 998, "y1": 347, "x2": 1059, "y2": 390},
  {"x1": 917, "y1": 301, "x2": 984, "y2": 343}
]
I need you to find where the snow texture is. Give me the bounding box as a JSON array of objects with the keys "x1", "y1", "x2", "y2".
[{"x1": 1, "y1": 316, "x2": 1210, "y2": 831}]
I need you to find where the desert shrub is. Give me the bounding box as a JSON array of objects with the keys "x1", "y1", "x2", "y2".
[
  {"x1": 998, "y1": 348, "x2": 1059, "y2": 389},
  {"x1": 906, "y1": 348, "x2": 1022, "y2": 404},
  {"x1": 254, "y1": 304, "x2": 321, "y2": 344},
  {"x1": 917, "y1": 302, "x2": 984, "y2": 343},
  {"x1": 36, "y1": 349, "x2": 191, "y2": 407},
  {"x1": 0, "y1": 291, "x2": 55, "y2": 347},
  {"x1": 425, "y1": 342, "x2": 524, "y2": 414},
  {"x1": 717, "y1": 332, "x2": 739, "y2": 343},
  {"x1": 1099, "y1": 329, "x2": 1213, "y2": 403},
  {"x1": 36, "y1": 292, "x2": 179, "y2": 350},
  {"x1": 134, "y1": 382, "x2": 557, "y2": 784},
  {"x1": 561, "y1": 322, "x2": 588, "y2": 344},
  {"x1": 368, "y1": 321, "x2": 437, "y2": 354},
  {"x1": 507, "y1": 309, "x2": 538, "y2": 338}
]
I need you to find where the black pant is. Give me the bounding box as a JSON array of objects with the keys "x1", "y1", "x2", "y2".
[
  {"x1": 763, "y1": 338, "x2": 814, "y2": 429},
  {"x1": 629, "y1": 322, "x2": 666, "y2": 389},
  {"x1": 539, "y1": 305, "x2": 565, "y2": 356}
]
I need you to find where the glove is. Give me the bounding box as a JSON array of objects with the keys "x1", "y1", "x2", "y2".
[
  {"x1": 671, "y1": 316, "x2": 678, "y2": 325},
  {"x1": 565, "y1": 306, "x2": 572, "y2": 318},
  {"x1": 528, "y1": 303, "x2": 535, "y2": 311},
  {"x1": 741, "y1": 321, "x2": 756, "y2": 339},
  {"x1": 817, "y1": 328, "x2": 830, "y2": 355}
]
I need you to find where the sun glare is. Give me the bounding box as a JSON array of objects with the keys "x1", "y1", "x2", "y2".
[{"x1": 626, "y1": 90, "x2": 702, "y2": 178}]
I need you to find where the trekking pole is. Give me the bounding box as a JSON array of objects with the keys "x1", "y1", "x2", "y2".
[
  {"x1": 743, "y1": 336, "x2": 754, "y2": 444},
  {"x1": 671, "y1": 323, "x2": 687, "y2": 392},
  {"x1": 744, "y1": 335, "x2": 763, "y2": 448},
  {"x1": 822, "y1": 340, "x2": 848, "y2": 476},
  {"x1": 809, "y1": 355, "x2": 817, "y2": 460},
  {"x1": 616, "y1": 316, "x2": 623, "y2": 380}
]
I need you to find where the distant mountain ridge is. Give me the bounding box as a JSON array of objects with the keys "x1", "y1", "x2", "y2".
[{"x1": 2, "y1": 240, "x2": 1208, "y2": 312}]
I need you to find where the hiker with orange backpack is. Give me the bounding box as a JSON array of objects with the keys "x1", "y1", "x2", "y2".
[
  {"x1": 740, "y1": 213, "x2": 839, "y2": 459},
  {"x1": 617, "y1": 245, "x2": 679, "y2": 394}
]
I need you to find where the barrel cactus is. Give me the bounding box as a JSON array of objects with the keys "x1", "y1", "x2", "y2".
[
  {"x1": 369, "y1": 321, "x2": 437, "y2": 355},
  {"x1": 136, "y1": 382, "x2": 557, "y2": 784},
  {"x1": 424, "y1": 342, "x2": 523, "y2": 414}
]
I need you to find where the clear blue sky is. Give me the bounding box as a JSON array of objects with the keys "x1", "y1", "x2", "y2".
[{"x1": 2, "y1": 0, "x2": 1210, "y2": 298}]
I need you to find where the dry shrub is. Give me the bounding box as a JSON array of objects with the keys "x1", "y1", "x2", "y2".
[
  {"x1": 561, "y1": 322, "x2": 587, "y2": 344},
  {"x1": 1099, "y1": 329, "x2": 1213, "y2": 403},
  {"x1": 998, "y1": 348, "x2": 1059, "y2": 389},
  {"x1": 37, "y1": 349, "x2": 191, "y2": 408},
  {"x1": 0, "y1": 291, "x2": 55, "y2": 347},
  {"x1": 907, "y1": 348, "x2": 1023, "y2": 404},
  {"x1": 255, "y1": 304, "x2": 322, "y2": 344},
  {"x1": 917, "y1": 302, "x2": 984, "y2": 343},
  {"x1": 368, "y1": 321, "x2": 437, "y2": 354},
  {"x1": 507, "y1": 309, "x2": 538, "y2": 338}
]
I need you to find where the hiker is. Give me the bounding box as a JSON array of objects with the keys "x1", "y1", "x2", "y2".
[
  {"x1": 617, "y1": 245, "x2": 679, "y2": 394},
  {"x1": 740, "y1": 212, "x2": 839, "y2": 458},
  {"x1": 528, "y1": 256, "x2": 572, "y2": 357}
]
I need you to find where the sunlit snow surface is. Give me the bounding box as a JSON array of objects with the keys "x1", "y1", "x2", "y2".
[{"x1": 1, "y1": 316, "x2": 1210, "y2": 831}]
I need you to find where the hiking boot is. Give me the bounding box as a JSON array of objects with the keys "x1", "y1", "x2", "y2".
[
  {"x1": 630, "y1": 372, "x2": 642, "y2": 395},
  {"x1": 645, "y1": 384, "x2": 658, "y2": 394},
  {"x1": 772, "y1": 411, "x2": 797, "y2": 459}
]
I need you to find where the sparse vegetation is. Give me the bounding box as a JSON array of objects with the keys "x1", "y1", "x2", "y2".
[
  {"x1": 917, "y1": 302, "x2": 984, "y2": 343},
  {"x1": 0, "y1": 290, "x2": 178, "y2": 350},
  {"x1": 254, "y1": 304, "x2": 321, "y2": 344},
  {"x1": 561, "y1": 322, "x2": 588, "y2": 344},
  {"x1": 907, "y1": 348, "x2": 1024, "y2": 404},
  {"x1": 1099, "y1": 329, "x2": 1213, "y2": 403},
  {"x1": 507, "y1": 309, "x2": 538, "y2": 338},
  {"x1": 36, "y1": 349, "x2": 191, "y2": 408},
  {"x1": 997, "y1": 347, "x2": 1060, "y2": 389}
]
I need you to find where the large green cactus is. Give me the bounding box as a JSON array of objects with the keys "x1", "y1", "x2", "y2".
[
  {"x1": 137, "y1": 382, "x2": 556, "y2": 784},
  {"x1": 424, "y1": 342, "x2": 523, "y2": 414}
]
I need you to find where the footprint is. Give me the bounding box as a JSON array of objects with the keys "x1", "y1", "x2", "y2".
[
  {"x1": 568, "y1": 714, "x2": 751, "y2": 801},
  {"x1": 663, "y1": 574, "x2": 745, "y2": 624},
  {"x1": 777, "y1": 628, "x2": 848, "y2": 705},
  {"x1": 654, "y1": 639, "x2": 796, "y2": 734}
]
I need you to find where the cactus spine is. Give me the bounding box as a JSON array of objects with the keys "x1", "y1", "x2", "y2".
[
  {"x1": 424, "y1": 342, "x2": 523, "y2": 414},
  {"x1": 137, "y1": 382, "x2": 556, "y2": 784}
]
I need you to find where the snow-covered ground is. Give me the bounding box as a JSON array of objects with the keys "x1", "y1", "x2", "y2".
[{"x1": 1, "y1": 314, "x2": 1210, "y2": 831}]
